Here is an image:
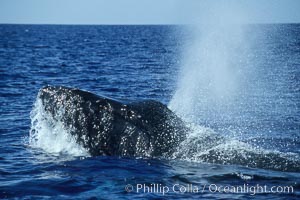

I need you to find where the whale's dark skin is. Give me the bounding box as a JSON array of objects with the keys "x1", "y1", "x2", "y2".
[{"x1": 38, "y1": 86, "x2": 188, "y2": 157}]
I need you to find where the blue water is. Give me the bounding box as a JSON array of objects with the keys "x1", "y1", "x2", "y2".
[{"x1": 0, "y1": 24, "x2": 299, "y2": 199}]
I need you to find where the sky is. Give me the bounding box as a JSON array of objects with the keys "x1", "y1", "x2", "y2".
[{"x1": 0, "y1": 0, "x2": 299, "y2": 24}]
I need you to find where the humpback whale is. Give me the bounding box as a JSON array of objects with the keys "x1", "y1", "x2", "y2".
[
  {"x1": 30, "y1": 86, "x2": 300, "y2": 172},
  {"x1": 35, "y1": 86, "x2": 188, "y2": 157}
]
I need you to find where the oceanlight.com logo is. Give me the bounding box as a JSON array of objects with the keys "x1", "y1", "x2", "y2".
[{"x1": 125, "y1": 183, "x2": 294, "y2": 196}]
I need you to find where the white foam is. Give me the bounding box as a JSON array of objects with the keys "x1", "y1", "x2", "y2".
[{"x1": 29, "y1": 97, "x2": 89, "y2": 157}]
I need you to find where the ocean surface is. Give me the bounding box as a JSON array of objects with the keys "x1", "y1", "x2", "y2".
[{"x1": 0, "y1": 24, "x2": 299, "y2": 199}]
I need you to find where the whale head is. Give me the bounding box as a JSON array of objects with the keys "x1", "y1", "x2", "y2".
[{"x1": 35, "y1": 86, "x2": 187, "y2": 157}]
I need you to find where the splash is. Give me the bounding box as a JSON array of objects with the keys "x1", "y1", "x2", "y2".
[{"x1": 29, "y1": 97, "x2": 89, "y2": 157}]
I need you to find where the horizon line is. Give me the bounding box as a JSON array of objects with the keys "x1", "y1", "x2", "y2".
[{"x1": 1, "y1": 22, "x2": 300, "y2": 26}]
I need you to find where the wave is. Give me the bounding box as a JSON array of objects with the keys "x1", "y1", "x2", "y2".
[{"x1": 171, "y1": 123, "x2": 300, "y2": 172}]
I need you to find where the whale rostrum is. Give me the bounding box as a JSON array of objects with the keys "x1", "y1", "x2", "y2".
[{"x1": 36, "y1": 86, "x2": 188, "y2": 157}]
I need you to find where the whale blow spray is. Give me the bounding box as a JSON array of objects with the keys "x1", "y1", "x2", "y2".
[{"x1": 169, "y1": 4, "x2": 248, "y2": 127}]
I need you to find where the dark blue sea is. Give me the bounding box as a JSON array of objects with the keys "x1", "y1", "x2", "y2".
[{"x1": 0, "y1": 24, "x2": 299, "y2": 199}]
